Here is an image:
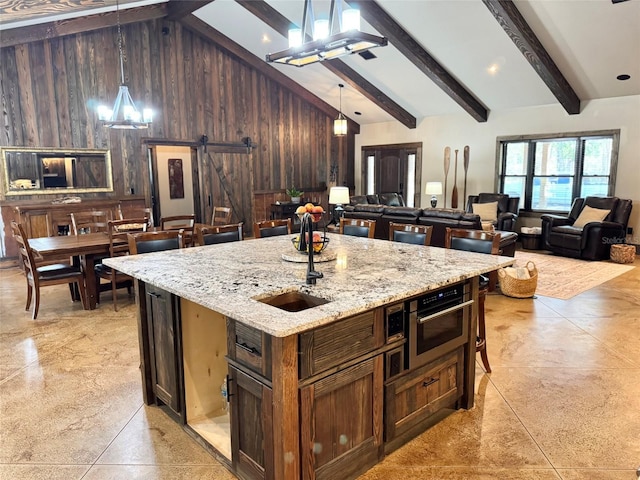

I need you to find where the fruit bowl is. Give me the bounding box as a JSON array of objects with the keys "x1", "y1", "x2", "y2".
[
  {"x1": 295, "y1": 203, "x2": 325, "y2": 223},
  {"x1": 291, "y1": 235, "x2": 330, "y2": 254}
]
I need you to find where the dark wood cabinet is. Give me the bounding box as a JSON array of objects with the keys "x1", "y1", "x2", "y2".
[
  {"x1": 145, "y1": 283, "x2": 183, "y2": 418},
  {"x1": 229, "y1": 365, "x2": 274, "y2": 480},
  {"x1": 300, "y1": 355, "x2": 384, "y2": 480},
  {"x1": 384, "y1": 348, "x2": 463, "y2": 453}
]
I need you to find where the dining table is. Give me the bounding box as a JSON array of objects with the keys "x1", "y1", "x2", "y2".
[{"x1": 28, "y1": 233, "x2": 114, "y2": 310}]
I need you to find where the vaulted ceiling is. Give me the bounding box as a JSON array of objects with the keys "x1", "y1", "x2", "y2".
[{"x1": 1, "y1": 0, "x2": 639, "y2": 129}]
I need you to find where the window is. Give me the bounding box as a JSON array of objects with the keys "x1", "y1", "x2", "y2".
[{"x1": 497, "y1": 131, "x2": 619, "y2": 212}]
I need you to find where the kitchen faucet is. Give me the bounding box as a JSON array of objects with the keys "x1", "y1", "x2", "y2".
[{"x1": 298, "y1": 212, "x2": 323, "y2": 285}]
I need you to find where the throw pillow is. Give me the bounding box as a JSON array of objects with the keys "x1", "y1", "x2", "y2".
[
  {"x1": 572, "y1": 205, "x2": 610, "y2": 229},
  {"x1": 472, "y1": 201, "x2": 498, "y2": 222}
]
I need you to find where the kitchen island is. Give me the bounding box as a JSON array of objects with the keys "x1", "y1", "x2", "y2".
[{"x1": 105, "y1": 233, "x2": 515, "y2": 480}]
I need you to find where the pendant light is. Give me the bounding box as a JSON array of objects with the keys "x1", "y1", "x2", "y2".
[
  {"x1": 97, "y1": 0, "x2": 152, "y2": 129},
  {"x1": 334, "y1": 84, "x2": 347, "y2": 136}
]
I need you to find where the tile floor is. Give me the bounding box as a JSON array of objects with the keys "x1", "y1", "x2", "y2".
[{"x1": 1, "y1": 256, "x2": 639, "y2": 480}]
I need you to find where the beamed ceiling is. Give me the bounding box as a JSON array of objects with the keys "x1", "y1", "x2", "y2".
[{"x1": 1, "y1": 0, "x2": 638, "y2": 129}]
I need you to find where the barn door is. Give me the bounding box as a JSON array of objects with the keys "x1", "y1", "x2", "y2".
[{"x1": 199, "y1": 146, "x2": 254, "y2": 229}]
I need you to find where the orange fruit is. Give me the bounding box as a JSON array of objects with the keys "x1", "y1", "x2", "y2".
[
  {"x1": 305, "y1": 203, "x2": 315, "y2": 212},
  {"x1": 295, "y1": 206, "x2": 307, "y2": 215}
]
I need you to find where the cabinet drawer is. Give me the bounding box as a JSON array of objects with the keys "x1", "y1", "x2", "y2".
[
  {"x1": 384, "y1": 348, "x2": 463, "y2": 446},
  {"x1": 228, "y1": 321, "x2": 272, "y2": 380},
  {"x1": 299, "y1": 309, "x2": 384, "y2": 379}
]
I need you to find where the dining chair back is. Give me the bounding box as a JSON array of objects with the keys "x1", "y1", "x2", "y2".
[
  {"x1": 211, "y1": 206, "x2": 232, "y2": 225},
  {"x1": 70, "y1": 210, "x2": 111, "y2": 235},
  {"x1": 95, "y1": 218, "x2": 148, "y2": 311},
  {"x1": 11, "y1": 221, "x2": 87, "y2": 319},
  {"x1": 127, "y1": 230, "x2": 185, "y2": 255},
  {"x1": 117, "y1": 204, "x2": 155, "y2": 228},
  {"x1": 160, "y1": 214, "x2": 195, "y2": 246},
  {"x1": 196, "y1": 223, "x2": 243, "y2": 246},
  {"x1": 444, "y1": 227, "x2": 502, "y2": 373},
  {"x1": 339, "y1": 218, "x2": 376, "y2": 238},
  {"x1": 389, "y1": 222, "x2": 433, "y2": 246},
  {"x1": 253, "y1": 219, "x2": 292, "y2": 238}
]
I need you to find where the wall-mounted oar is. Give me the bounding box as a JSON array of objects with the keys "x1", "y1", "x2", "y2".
[
  {"x1": 451, "y1": 149, "x2": 459, "y2": 209},
  {"x1": 463, "y1": 145, "x2": 470, "y2": 207},
  {"x1": 443, "y1": 146, "x2": 451, "y2": 208}
]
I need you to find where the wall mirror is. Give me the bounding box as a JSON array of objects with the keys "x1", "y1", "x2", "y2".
[{"x1": 1, "y1": 147, "x2": 113, "y2": 196}]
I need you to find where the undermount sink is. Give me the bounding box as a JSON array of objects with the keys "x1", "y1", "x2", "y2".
[{"x1": 257, "y1": 291, "x2": 330, "y2": 312}]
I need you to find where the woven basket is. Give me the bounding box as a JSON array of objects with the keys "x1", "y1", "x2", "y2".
[
  {"x1": 610, "y1": 244, "x2": 635, "y2": 264},
  {"x1": 498, "y1": 261, "x2": 538, "y2": 298}
]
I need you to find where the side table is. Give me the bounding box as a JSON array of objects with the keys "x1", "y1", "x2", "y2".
[{"x1": 520, "y1": 232, "x2": 542, "y2": 250}]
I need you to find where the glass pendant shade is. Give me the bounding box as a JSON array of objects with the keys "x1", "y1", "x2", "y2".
[{"x1": 334, "y1": 114, "x2": 347, "y2": 136}]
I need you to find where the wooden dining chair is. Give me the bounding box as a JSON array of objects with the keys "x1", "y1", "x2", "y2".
[
  {"x1": 444, "y1": 227, "x2": 502, "y2": 373},
  {"x1": 389, "y1": 222, "x2": 433, "y2": 246},
  {"x1": 70, "y1": 210, "x2": 111, "y2": 235},
  {"x1": 95, "y1": 218, "x2": 148, "y2": 311},
  {"x1": 196, "y1": 223, "x2": 243, "y2": 246},
  {"x1": 253, "y1": 219, "x2": 292, "y2": 238},
  {"x1": 11, "y1": 221, "x2": 87, "y2": 319},
  {"x1": 117, "y1": 204, "x2": 155, "y2": 228},
  {"x1": 160, "y1": 214, "x2": 195, "y2": 246},
  {"x1": 211, "y1": 206, "x2": 232, "y2": 225},
  {"x1": 339, "y1": 218, "x2": 376, "y2": 238},
  {"x1": 127, "y1": 230, "x2": 186, "y2": 255}
]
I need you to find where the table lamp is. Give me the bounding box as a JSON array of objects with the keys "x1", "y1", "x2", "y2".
[
  {"x1": 328, "y1": 186, "x2": 350, "y2": 225},
  {"x1": 425, "y1": 182, "x2": 443, "y2": 208}
]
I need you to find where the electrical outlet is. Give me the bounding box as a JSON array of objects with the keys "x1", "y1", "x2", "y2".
[{"x1": 628, "y1": 227, "x2": 633, "y2": 235}]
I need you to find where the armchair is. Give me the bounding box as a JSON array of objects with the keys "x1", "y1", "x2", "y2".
[
  {"x1": 541, "y1": 196, "x2": 632, "y2": 260},
  {"x1": 466, "y1": 193, "x2": 519, "y2": 231}
]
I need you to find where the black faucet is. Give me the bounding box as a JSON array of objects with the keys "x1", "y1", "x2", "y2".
[{"x1": 298, "y1": 212, "x2": 323, "y2": 285}]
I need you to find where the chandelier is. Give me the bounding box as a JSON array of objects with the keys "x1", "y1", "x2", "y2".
[
  {"x1": 97, "y1": 0, "x2": 152, "y2": 129},
  {"x1": 266, "y1": 0, "x2": 387, "y2": 67}
]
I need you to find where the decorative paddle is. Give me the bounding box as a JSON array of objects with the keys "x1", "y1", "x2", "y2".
[
  {"x1": 463, "y1": 145, "x2": 470, "y2": 207},
  {"x1": 451, "y1": 149, "x2": 459, "y2": 209},
  {"x1": 443, "y1": 146, "x2": 451, "y2": 208}
]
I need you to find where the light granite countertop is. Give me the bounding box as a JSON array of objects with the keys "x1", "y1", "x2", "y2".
[{"x1": 104, "y1": 233, "x2": 515, "y2": 337}]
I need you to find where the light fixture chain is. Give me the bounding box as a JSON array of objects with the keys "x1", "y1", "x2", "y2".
[{"x1": 116, "y1": 0, "x2": 125, "y2": 85}]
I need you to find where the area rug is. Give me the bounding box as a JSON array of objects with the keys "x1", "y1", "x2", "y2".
[{"x1": 510, "y1": 251, "x2": 635, "y2": 300}]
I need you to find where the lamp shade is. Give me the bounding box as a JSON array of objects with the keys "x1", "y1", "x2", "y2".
[
  {"x1": 425, "y1": 182, "x2": 443, "y2": 195},
  {"x1": 329, "y1": 186, "x2": 350, "y2": 205}
]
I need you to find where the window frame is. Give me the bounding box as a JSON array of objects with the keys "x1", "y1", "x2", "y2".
[{"x1": 495, "y1": 130, "x2": 620, "y2": 213}]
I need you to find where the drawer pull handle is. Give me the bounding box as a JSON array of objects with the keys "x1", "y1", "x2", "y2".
[
  {"x1": 423, "y1": 378, "x2": 439, "y2": 387},
  {"x1": 236, "y1": 342, "x2": 260, "y2": 356},
  {"x1": 146, "y1": 291, "x2": 161, "y2": 298},
  {"x1": 418, "y1": 299, "x2": 474, "y2": 324}
]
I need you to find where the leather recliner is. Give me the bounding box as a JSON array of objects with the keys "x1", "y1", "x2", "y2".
[
  {"x1": 466, "y1": 193, "x2": 520, "y2": 232},
  {"x1": 541, "y1": 196, "x2": 633, "y2": 260}
]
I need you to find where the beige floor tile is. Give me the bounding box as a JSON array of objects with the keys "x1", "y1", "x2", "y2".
[
  {"x1": 82, "y1": 464, "x2": 237, "y2": 480},
  {"x1": 536, "y1": 287, "x2": 640, "y2": 319},
  {"x1": 489, "y1": 367, "x2": 640, "y2": 469},
  {"x1": 358, "y1": 466, "x2": 562, "y2": 479},
  {"x1": 0, "y1": 465, "x2": 89, "y2": 480},
  {"x1": 566, "y1": 316, "x2": 640, "y2": 367},
  {"x1": 556, "y1": 469, "x2": 639, "y2": 480},
  {"x1": 0, "y1": 364, "x2": 142, "y2": 464},
  {"x1": 97, "y1": 405, "x2": 220, "y2": 466},
  {"x1": 487, "y1": 316, "x2": 636, "y2": 368},
  {"x1": 379, "y1": 374, "x2": 551, "y2": 468},
  {"x1": 486, "y1": 294, "x2": 564, "y2": 319}
]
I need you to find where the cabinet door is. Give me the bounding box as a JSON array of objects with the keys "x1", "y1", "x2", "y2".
[
  {"x1": 384, "y1": 348, "x2": 462, "y2": 450},
  {"x1": 146, "y1": 284, "x2": 182, "y2": 417},
  {"x1": 229, "y1": 366, "x2": 274, "y2": 480},
  {"x1": 300, "y1": 355, "x2": 383, "y2": 480}
]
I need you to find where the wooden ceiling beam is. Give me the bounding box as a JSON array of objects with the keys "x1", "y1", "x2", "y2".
[
  {"x1": 235, "y1": 0, "x2": 417, "y2": 129},
  {"x1": 483, "y1": 0, "x2": 581, "y2": 115},
  {"x1": 179, "y1": 15, "x2": 360, "y2": 133},
  {"x1": 0, "y1": 4, "x2": 168, "y2": 48},
  {"x1": 165, "y1": 0, "x2": 214, "y2": 21},
  {"x1": 347, "y1": 0, "x2": 488, "y2": 123}
]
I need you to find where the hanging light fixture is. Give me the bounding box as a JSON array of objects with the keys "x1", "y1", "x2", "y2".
[
  {"x1": 97, "y1": 0, "x2": 152, "y2": 129},
  {"x1": 334, "y1": 84, "x2": 347, "y2": 136},
  {"x1": 266, "y1": 0, "x2": 387, "y2": 67}
]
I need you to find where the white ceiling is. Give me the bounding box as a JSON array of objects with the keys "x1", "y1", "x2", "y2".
[{"x1": 2, "y1": 0, "x2": 639, "y2": 128}]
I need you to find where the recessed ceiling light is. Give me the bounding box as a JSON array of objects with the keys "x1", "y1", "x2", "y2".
[
  {"x1": 359, "y1": 51, "x2": 376, "y2": 60},
  {"x1": 354, "y1": 111, "x2": 362, "y2": 116},
  {"x1": 262, "y1": 34, "x2": 271, "y2": 44},
  {"x1": 487, "y1": 64, "x2": 499, "y2": 75},
  {"x1": 617, "y1": 74, "x2": 631, "y2": 81}
]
